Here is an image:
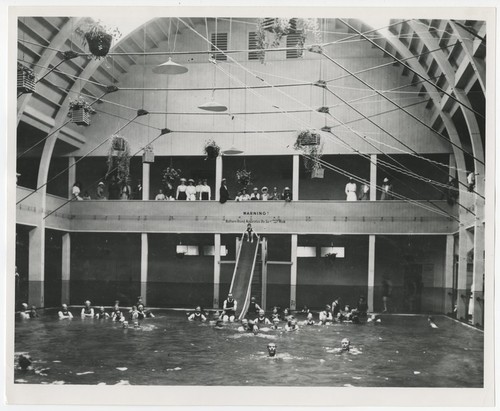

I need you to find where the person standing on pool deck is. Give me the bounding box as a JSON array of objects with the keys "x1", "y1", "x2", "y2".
[
  {"x1": 81, "y1": 300, "x2": 94, "y2": 318},
  {"x1": 58, "y1": 303, "x2": 73, "y2": 319},
  {"x1": 382, "y1": 278, "x2": 392, "y2": 313},
  {"x1": 222, "y1": 293, "x2": 237, "y2": 322}
]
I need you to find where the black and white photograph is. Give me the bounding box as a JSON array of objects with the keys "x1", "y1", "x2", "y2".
[{"x1": 4, "y1": 3, "x2": 496, "y2": 407}]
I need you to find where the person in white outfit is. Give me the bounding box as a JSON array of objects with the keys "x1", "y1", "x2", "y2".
[
  {"x1": 345, "y1": 178, "x2": 357, "y2": 201},
  {"x1": 200, "y1": 179, "x2": 211, "y2": 200},
  {"x1": 186, "y1": 179, "x2": 197, "y2": 201}
]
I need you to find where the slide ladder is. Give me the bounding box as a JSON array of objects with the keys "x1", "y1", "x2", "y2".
[{"x1": 229, "y1": 235, "x2": 260, "y2": 320}]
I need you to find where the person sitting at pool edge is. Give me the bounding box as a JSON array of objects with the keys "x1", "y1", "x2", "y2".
[
  {"x1": 248, "y1": 297, "x2": 262, "y2": 315},
  {"x1": 254, "y1": 309, "x2": 271, "y2": 325},
  {"x1": 81, "y1": 300, "x2": 94, "y2": 318},
  {"x1": 222, "y1": 293, "x2": 237, "y2": 322},
  {"x1": 58, "y1": 303, "x2": 73, "y2": 320},
  {"x1": 188, "y1": 306, "x2": 207, "y2": 322},
  {"x1": 112, "y1": 305, "x2": 124, "y2": 322},
  {"x1": 95, "y1": 306, "x2": 109, "y2": 319},
  {"x1": 129, "y1": 305, "x2": 139, "y2": 321},
  {"x1": 267, "y1": 343, "x2": 277, "y2": 357}
]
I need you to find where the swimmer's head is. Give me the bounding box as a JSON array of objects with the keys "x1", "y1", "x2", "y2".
[
  {"x1": 307, "y1": 312, "x2": 313, "y2": 320},
  {"x1": 267, "y1": 343, "x2": 277, "y2": 357},
  {"x1": 195, "y1": 306, "x2": 201, "y2": 312},
  {"x1": 242, "y1": 318, "x2": 249, "y2": 325},
  {"x1": 131, "y1": 305, "x2": 137, "y2": 311},
  {"x1": 272, "y1": 307, "x2": 278, "y2": 313},
  {"x1": 273, "y1": 318, "x2": 280, "y2": 324},
  {"x1": 62, "y1": 303, "x2": 68, "y2": 310},
  {"x1": 84, "y1": 300, "x2": 91, "y2": 307},
  {"x1": 137, "y1": 304, "x2": 144, "y2": 310},
  {"x1": 30, "y1": 305, "x2": 36, "y2": 310},
  {"x1": 341, "y1": 338, "x2": 350, "y2": 351},
  {"x1": 227, "y1": 293, "x2": 233, "y2": 300},
  {"x1": 251, "y1": 297, "x2": 256, "y2": 302},
  {"x1": 133, "y1": 321, "x2": 140, "y2": 328},
  {"x1": 258, "y1": 309, "x2": 265, "y2": 317},
  {"x1": 99, "y1": 306, "x2": 105, "y2": 311},
  {"x1": 21, "y1": 303, "x2": 28, "y2": 310},
  {"x1": 325, "y1": 304, "x2": 331, "y2": 310},
  {"x1": 122, "y1": 321, "x2": 129, "y2": 329}
]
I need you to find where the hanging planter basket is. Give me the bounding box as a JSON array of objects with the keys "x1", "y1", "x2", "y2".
[
  {"x1": 112, "y1": 136, "x2": 126, "y2": 152},
  {"x1": 311, "y1": 167, "x2": 325, "y2": 179},
  {"x1": 68, "y1": 98, "x2": 96, "y2": 126},
  {"x1": 85, "y1": 32, "x2": 113, "y2": 57},
  {"x1": 296, "y1": 130, "x2": 321, "y2": 146},
  {"x1": 17, "y1": 63, "x2": 36, "y2": 94},
  {"x1": 203, "y1": 139, "x2": 220, "y2": 160},
  {"x1": 142, "y1": 145, "x2": 155, "y2": 163}
]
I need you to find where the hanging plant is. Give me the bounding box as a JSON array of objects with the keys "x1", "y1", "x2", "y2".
[
  {"x1": 67, "y1": 97, "x2": 96, "y2": 126},
  {"x1": 162, "y1": 165, "x2": 182, "y2": 186},
  {"x1": 106, "y1": 134, "x2": 130, "y2": 185},
  {"x1": 255, "y1": 18, "x2": 322, "y2": 63},
  {"x1": 142, "y1": 144, "x2": 155, "y2": 163},
  {"x1": 203, "y1": 139, "x2": 220, "y2": 160},
  {"x1": 295, "y1": 129, "x2": 321, "y2": 147},
  {"x1": 17, "y1": 63, "x2": 36, "y2": 94},
  {"x1": 76, "y1": 18, "x2": 122, "y2": 59},
  {"x1": 236, "y1": 168, "x2": 252, "y2": 187}
]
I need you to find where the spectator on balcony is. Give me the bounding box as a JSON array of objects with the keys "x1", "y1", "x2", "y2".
[
  {"x1": 108, "y1": 176, "x2": 120, "y2": 200},
  {"x1": 269, "y1": 187, "x2": 280, "y2": 200},
  {"x1": 261, "y1": 186, "x2": 270, "y2": 201},
  {"x1": 82, "y1": 191, "x2": 91, "y2": 200},
  {"x1": 282, "y1": 187, "x2": 292, "y2": 202},
  {"x1": 219, "y1": 178, "x2": 230, "y2": 204},
  {"x1": 134, "y1": 179, "x2": 142, "y2": 200},
  {"x1": 345, "y1": 178, "x2": 357, "y2": 201},
  {"x1": 235, "y1": 191, "x2": 242, "y2": 201},
  {"x1": 380, "y1": 178, "x2": 393, "y2": 200},
  {"x1": 250, "y1": 187, "x2": 260, "y2": 201},
  {"x1": 186, "y1": 179, "x2": 197, "y2": 201},
  {"x1": 120, "y1": 180, "x2": 132, "y2": 200},
  {"x1": 164, "y1": 180, "x2": 175, "y2": 200},
  {"x1": 155, "y1": 189, "x2": 166, "y2": 201},
  {"x1": 176, "y1": 178, "x2": 188, "y2": 200},
  {"x1": 72, "y1": 181, "x2": 83, "y2": 201},
  {"x1": 240, "y1": 187, "x2": 250, "y2": 201},
  {"x1": 96, "y1": 181, "x2": 105, "y2": 200},
  {"x1": 359, "y1": 183, "x2": 370, "y2": 200},
  {"x1": 201, "y1": 179, "x2": 211, "y2": 200},
  {"x1": 195, "y1": 179, "x2": 203, "y2": 200}
]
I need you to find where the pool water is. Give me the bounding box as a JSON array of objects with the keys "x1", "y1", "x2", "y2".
[{"x1": 14, "y1": 311, "x2": 483, "y2": 387}]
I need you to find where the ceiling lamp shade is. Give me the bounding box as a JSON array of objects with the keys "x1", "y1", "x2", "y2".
[
  {"x1": 152, "y1": 57, "x2": 188, "y2": 75},
  {"x1": 222, "y1": 146, "x2": 243, "y2": 155},
  {"x1": 198, "y1": 100, "x2": 228, "y2": 112}
]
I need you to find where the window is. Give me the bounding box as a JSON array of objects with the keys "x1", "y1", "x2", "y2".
[
  {"x1": 297, "y1": 246, "x2": 317, "y2": 257},
  {"x1": 248, "y1": 31, "x2": 260, "y2": 60},
  {"x1": 320, "y1": 247, "x2": 345, "y2": 258},
  {"x1": 211, "y1": 32, "x2": 228, "y2": 61},
  {"x1": 286, "y1": 32, "x2": 304, "y2": 59}
]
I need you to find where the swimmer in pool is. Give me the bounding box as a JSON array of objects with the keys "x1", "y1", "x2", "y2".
[
  {"x1": 112, "y1": 305, "x2": 124, "y2": 322},
  {"x1": 248, "y1": 297, "x2": 262, "y2": 315},
  {"x1": 58, "y1": 303, "x2": 73, "y2": 319},
  {"x1": 318, "y1": 305, "x2": 333, "y2": 325},
  {"x1": 19, "y1": 303, "x2": 30, "y2": 319},
  {"x1": 367, "y1": 314, "x2": 381, "y2": 323},
  {"x1": 129, "y1": 305, "x2": 139, "y2": 321},
  {"x1": 137, "y1": 304, "x2": 154, "y2": 319},
  {"x1": 95, "y1": 306, "x2": 109, "y2": 319},
  {"x1": 238, "y1": 318, "x2": 259, "y2": 334},
  {"x1": 81, "y1": 300, "x2": 94, "y2": 318},
  {"x1": 188, "y1": 306, "x2": 207, "y2": 322},
  {"x1": 122, "y1": 320, "x2": 129, "y2": 329},
  {"x1": 222, "y1": 293, "x2": 237, "y2": 322},
  {"x1": 341, "y1": 338, "x2": 350, "y2": 352},
  {"x1": 270, "y1": 317, "x2": 282, "y2": 330},
  {"x1": 28, "y1": 305, "x2": 38, "y2": 319},
  {"x1": 428, "y1": 316, "x2": 438, "y2": 328},
  {"x1": 304, "y1": 312, "x2": 315, "y2": 326},
  {"x1": 271, "y1": 306, "x2": 281, "y2": 321},
  {"x1": 254, "y1": 309, "x2": 271, "y2": 325},
  {"x1": 267, "y1": 342, "x2": 277, "y2": 357},
  {"x1": 285, "y1": 319, "x2": 299, "y2": 331}
]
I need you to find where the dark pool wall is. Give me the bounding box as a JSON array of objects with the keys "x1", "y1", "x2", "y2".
[
  {"x1": 70, "y1": 233, "x2": 141, "y2": 306},
  {"x1": 15, "y1": 224, "x2": 31, "y2": 307},
  {"x1": 44, "y1": 229, "x2": 63, "y2": 308},
  {"x1": 147, "y1": 234, "x2": 214, "y2": 308},
  {"x1": 265, "y1": 235, "x2": 292, "y2": 310},
  {"x1": 296, "y1": 235, "x2": 369, "y2": 310},
  {"x1": 374, "y1": 235, "x2": 447, "y2": 313}
]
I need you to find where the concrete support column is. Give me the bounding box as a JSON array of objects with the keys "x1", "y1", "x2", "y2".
[
  {"x1": 449, "y1": 154, "x2": 456, "y2": 179},
  {"x1": 290, "y1": 234, "x2": 298, "y2": 310},
  {"x1": 140, "y1": 233, "x2": 148, "y2": 305},
  {"x1": 142, "y1": 163, "x2": 150, "y2": 201},
  {"x1": 61, "y1": 232, "x2": 71, "y2": 304},
  {"x1": 261, "y1": 238, "x2": 268, "y2": 311},
  {"x1": 456, "y1": 227, "x2": 472, "y2": 321},
  {"x1": 28, "y1": 223, "x2": 45, "y2": 307},
  {"x1": 370, "y1": 154, "x2": 377, "y2": 201},
  {"x1": 213, "y1": 234, "x2": 221, "y2": 308},
  {"x1": 368, "y1": 235, "x2": 375, "y2": 312},
  {"x1": 444, "y1": 234, "x2": 455, "y2": 314},
  {"x1": 215, "y1": 155, "x2": 223, "y2": 201},
  {"x1": 471, "y1": 223, "x2": 485, "y2": 326},
  {"x1": 292, "y1": 154, "x2": 300, "y2": 201},
  {"x1": 68, "y1": 157, "x2": 76, "y2": 199}
]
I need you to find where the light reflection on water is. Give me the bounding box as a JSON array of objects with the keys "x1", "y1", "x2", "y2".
[{"x1": 14, "y1": 311, "x2": 483, "y2": 387}]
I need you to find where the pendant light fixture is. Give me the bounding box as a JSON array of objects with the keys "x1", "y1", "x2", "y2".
[
  {"x1": 153, "y1": 18, "x2": 188, "y2": 75},
  {"x1": 222, "y1": 145, "x2": 243, "y2": 155}
]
